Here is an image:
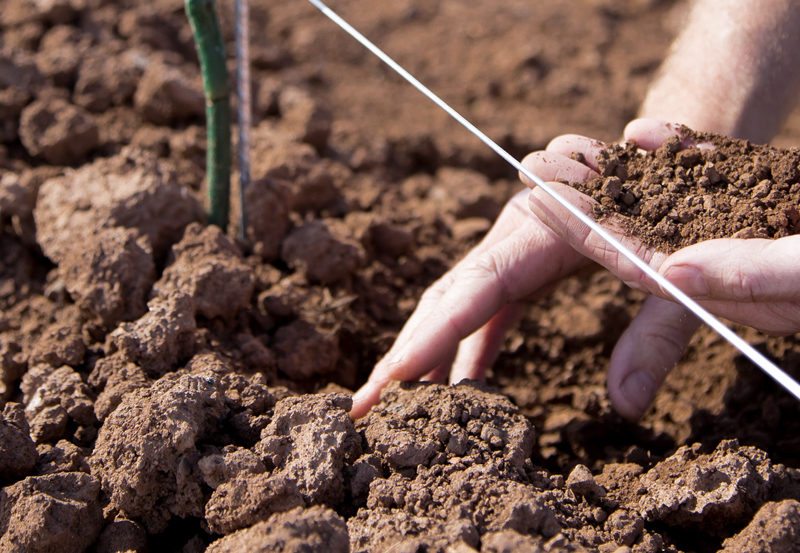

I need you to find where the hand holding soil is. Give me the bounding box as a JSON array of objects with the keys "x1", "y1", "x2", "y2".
[
  {"x1": 356, "y1": 119, "x2": 800, "y2": 421},
  {"x1": 524, "y1": 118, "x2": 800, "y2": 418}
]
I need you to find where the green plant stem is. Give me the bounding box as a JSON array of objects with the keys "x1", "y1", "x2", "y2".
[{"x1": 185, "y1": 0, "x2": 231, "y2": 231}]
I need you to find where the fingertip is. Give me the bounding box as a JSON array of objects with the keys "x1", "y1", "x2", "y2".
[
  {"x1": 623, "y1": 118, "x2": 683, "y2": 151},
  {"x1": 545, "y1": 134, "x2": 605, "y2": 172},
  {"x1": 519, "y1": 151, "x2": 548, "y2": 188},
  {"x1": 350, "y1": 381, "x2": 382, "y2": 419},
  {"x1": 610, "y1": 369, "x2": 656, "y2": 421},
  {"x1": 661, "y1": 264, "x2": 710, "y2": 298},
  {"x1": 607, "y1": 297, "x2": 699, "y2": 421}
]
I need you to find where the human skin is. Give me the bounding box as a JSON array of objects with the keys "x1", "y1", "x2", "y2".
[{"x1": 350, "y1": 0, "x2": 800, "y2": 420}]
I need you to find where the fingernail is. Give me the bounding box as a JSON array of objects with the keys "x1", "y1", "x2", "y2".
[
  {"x1": 663, "y1": 265, "x2": 709, "y2": 297},
  {"x1": 620, "y1": 370, "x2": 657, "y2": 415}
]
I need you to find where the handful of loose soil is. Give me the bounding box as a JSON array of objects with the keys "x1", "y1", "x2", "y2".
[{"x1": 572, "y1": 128, "x2": 800, "y2": 253}]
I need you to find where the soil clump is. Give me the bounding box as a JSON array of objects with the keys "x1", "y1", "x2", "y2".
[{"x1": 575, "y1": 128, "x2": 800, "y2": 252}]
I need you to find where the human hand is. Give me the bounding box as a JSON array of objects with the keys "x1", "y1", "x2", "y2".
[
  {"x1": 524, "y1": 118, "x2": 800, "y2": 417},
  {"x1": 350, "y1": 178, "x2": 591, "y2": 418}
]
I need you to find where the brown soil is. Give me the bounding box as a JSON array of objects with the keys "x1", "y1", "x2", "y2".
[
  {"x1": 574, "y1": 129, "x2": 800, "y2": 252},
  {"x1": 1, "y1": 0, "x2": 800, "y2": 552}
]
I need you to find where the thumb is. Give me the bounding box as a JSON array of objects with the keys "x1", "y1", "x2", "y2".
[{"x1": 608, "y1": 295, "x2": 701, "y2": 420}]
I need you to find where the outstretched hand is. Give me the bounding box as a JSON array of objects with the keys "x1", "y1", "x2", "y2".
[{"x1": 350, "y1": 188, "x2": 588, "y2": 418}]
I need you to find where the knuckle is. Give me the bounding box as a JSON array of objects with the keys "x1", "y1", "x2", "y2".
[{"x1": 469, "y1": 251, "x2": 512, "y2": 304}]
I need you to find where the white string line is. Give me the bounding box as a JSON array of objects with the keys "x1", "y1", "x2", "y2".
[
  {"x1": 306, "y1": 0, "x2": 800, "y2": 402},
  {"x1": 235, "y1": 0, "x2": 252, "y2": 240}
]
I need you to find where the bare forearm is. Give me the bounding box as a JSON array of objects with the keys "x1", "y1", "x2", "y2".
[{"x1": 640, "y1": 0, "x2": 800, "y2": 142}]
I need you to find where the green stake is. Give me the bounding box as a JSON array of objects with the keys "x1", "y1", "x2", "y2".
[{"x1": 185, "y1": 0, "x2": 231, "y2": 231}]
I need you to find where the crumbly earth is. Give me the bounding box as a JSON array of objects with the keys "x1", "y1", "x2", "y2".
[
  {"x1": 1, "y1": 0, "x2": 800, "y2": 552},
  {"x1": 574, "y1": 128, "x2": 800, "y2": 252}
]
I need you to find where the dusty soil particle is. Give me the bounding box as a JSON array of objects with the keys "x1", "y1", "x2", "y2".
[
  {"x1": 205, "y1": 393, "x2": 359, "y2": 534},
  {"x1": 154, "y1": 223, "x2": 255, "y2": 321},
  {"x1": 90, "y1": 371, "x2": 224, "y2": 533},
  {"x1": 719, "y1": 499, "x2": 800, "y2": 553},
  {"x1": 21, "y1": 364, "x2": 95, "y2": 443},
  {"x1": 636, "y1": 440, "x2": 776, "y2": 534},
  {"x1": 0, "y1": 472, "x2": 103, "y2": 553},
  {"x1": 108, "y1": 292, "x2": 197, "y2": 378},
  {"x1": 19, "y1": 97, "x2": 98, "y2": 165},
  {"x1": 566, "y1": 464, "x2": 606, "y2": 500},
  {"x1": 205, "y1": 506, "x2": 349, "y2": 553},
  {"x1": 34, "y1": 149, "x2": 202, "y2": 261},
  {"x1": 281, "y1": 220, "x2": 365, "y2": 284},
  {"x1": 0, "y1": 402, "x2": 37, "y2": 481},
  {"x1": 576, "y1": 129, "x2": 800, "y2": 252}
]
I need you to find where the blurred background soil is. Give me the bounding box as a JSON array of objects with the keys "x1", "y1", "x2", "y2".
[{"x1": 1, "y1": 0, "x2": 800, "y2": 551}]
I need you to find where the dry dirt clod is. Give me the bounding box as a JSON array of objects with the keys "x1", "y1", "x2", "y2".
[
  {"x1": 636, "y1": 440, "x2": 776, "y2": 534},
  {"x1": 55, "y1": 227, "x2": 156, "y2": 328},
  {"x1": 21, "y1": 364, "x2": 95, "y2": 444},
  {"x1": 278, "y1": 86, "x2": 333, "y2": 152},
  {"x1": 281, "y1": 220, "x2": 365, "y2": 284},
  {"x1": 94, "y1": 516, "x2": 148, "y2": 553},
  {"x1": 0, "y1": 402, "x2": 38, "y2": 481},
  {"x1": 19, "y1": 97, "x2": 99, "y2": 165},
  {"x1": 89, "y1": 352, "x2": 149, "y2": 422},
  {"x1": 107, "y1": 292, "x2": 196, "y2": 378},
  {"x1": 154, "y1": 223, "x2": 255, "y2": 321},
  {"x1": 34, "y1": 148, "x2": 203, "y2": 261},
  {"x1": 205, "y1": 506, "x2": 349, "y2": 553},
  {"x1": 242, "y1": 177, "x2": 291, "y2": 260},
  {"x1": 35, "y1": 439, "x2": 89, "y2": 476},
  {"x1": 134, "y1": 58, "x2": 205, "y2": 126},
  {"x1": 0, "y1": 472, "x2": 103, "y2": 553},
  {"x1": 90, "y1": 372, "x2": 224, "y2": 533},
  {"x1": 718, "y1": 499, "x2": 800, "y2": 553},
  {"x1": 205, "y1": 393, "x2": 360, "y2": 534},
  {"x1": 73, "y1": 50, "x2": 144, "y2": 113},
  {"x1": 566, "y1": 464, "x2": 606, "y2": 500},
  {"x1": 273, "y1": 319, "x2": 339, "y2": 380}
]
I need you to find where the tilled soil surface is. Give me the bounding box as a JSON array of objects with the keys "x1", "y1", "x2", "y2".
[{"x1": 1, "y1": 0, "x2": 800, "y2": 552}]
